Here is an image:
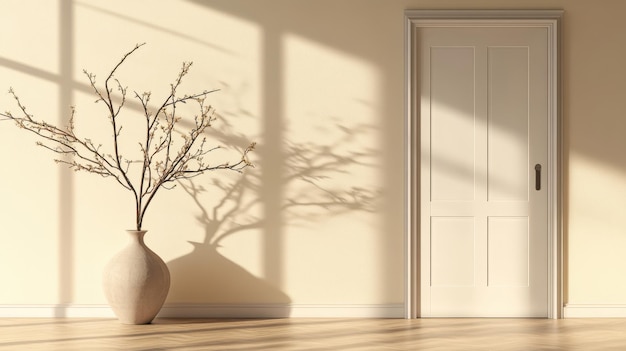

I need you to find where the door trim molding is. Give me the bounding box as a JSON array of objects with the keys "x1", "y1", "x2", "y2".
[{"x1": 404, "y1": 9, "x2": 564, "y2": 319}]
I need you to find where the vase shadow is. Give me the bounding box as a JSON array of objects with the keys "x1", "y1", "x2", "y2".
[{"x1": 166, "y1": 241, "x2": 291, "y2": 305}]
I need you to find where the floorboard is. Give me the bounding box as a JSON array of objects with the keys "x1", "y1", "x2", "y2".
[{"x1": 1, "y1": 318, "x2": 626, "y2": 350}]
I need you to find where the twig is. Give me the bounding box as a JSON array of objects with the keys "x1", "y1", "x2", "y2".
[{"x1": 1, "y1": 43, "x2": 254, "y2": 231}]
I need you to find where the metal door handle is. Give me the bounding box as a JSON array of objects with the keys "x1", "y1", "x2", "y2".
[{"x1": 535, "y1": 164, "x2": 542, "y2": 191}]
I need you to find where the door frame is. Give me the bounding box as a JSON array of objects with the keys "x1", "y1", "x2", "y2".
[{"x1": 404, "y1": 9, "x2": 564, "y2": 319}]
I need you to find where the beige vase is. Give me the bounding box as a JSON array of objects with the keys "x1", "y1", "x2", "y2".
[{"x1": 102, "y1": 230, "x2": 170, "y2": 324}]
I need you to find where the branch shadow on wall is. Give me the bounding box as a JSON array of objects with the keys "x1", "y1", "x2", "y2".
[{"x1": 165, "y1": 122, "x2": 379, "y2": 310}]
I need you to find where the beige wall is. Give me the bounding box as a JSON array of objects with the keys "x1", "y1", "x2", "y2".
[{"x1": 0, "y1": 0, "x2": 625, "y2": 315}]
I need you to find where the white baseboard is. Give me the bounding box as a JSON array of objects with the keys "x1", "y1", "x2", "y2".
[
  {"x1": 0, "y1": 303, "x2": 404, "y2": 319},
  {"x1": 564, "y1": 304, "x2": 626, "y2": 318},
  {"x1": 0, "y1": 304, "x2": 115, "y2": 318}
]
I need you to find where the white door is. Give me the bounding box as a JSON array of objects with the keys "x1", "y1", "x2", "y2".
[{"x1": 419, "y1": 26, "x2": 549, "y2": 317}]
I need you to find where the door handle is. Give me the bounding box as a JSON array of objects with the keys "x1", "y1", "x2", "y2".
[{"x1": 535, "y1": 164, "x2": 542, "y2": 191}]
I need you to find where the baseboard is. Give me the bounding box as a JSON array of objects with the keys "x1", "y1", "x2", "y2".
[
  {"x1": 563, "y1": 304, "x2": 626, "y2": 318},
  {"x1": 0, "y1": 304, "x2": 115, "y2": 318},
  {"x1": 0, "y1": 303, "x2": 404, "y2": 318}
]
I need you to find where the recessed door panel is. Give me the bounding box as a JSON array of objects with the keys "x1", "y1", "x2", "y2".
[
  {"x1": 431, "y1": 217, "x2": 475, "y2": 287},
  {"x1": 488, "y1": 47, "x2": 530, "y2": 202},
  {"x1": 488, "y1": 216, "x2": 529, "y2": 287},
  {"x1": 430, "y1": 47, "x2": 476, "y2": 202}
]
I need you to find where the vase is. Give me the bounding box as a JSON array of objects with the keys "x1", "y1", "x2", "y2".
[{"x1": 102, "y1": 230, "x2": 170, "y2": 324}]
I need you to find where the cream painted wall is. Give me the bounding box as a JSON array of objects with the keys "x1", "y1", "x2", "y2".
[{"x1": 0, "y1": 0, "x2": 625, "y2": 315}]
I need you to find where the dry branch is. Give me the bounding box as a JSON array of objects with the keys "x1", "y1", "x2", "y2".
[{"x1": 0, "y1": 43, "x2": 255, "y2": 230}]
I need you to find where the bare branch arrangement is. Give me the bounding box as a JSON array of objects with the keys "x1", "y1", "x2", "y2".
[{"x1": 0, "y1": 43, "x2": 255, "y2": 230}]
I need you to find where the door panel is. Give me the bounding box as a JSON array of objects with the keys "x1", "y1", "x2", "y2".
[
  {"x1": 430, "y1": 47, "x2": 476, "y2": 201},
  {"x1": 431, "y1": 217, "x2": 475, "y2": 287},
  {"x1": 487, "y1": 216, "x2": 529, "y2": 287},
  {"x1": 419, "y1": 27, "x2": 548, "y2": 317},
  {"x1": 488, "y1": 47, "x2": 530, "y2": 202}
]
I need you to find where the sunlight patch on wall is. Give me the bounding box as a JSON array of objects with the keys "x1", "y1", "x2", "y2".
[
  {"x1": 280, "y1": 33, "x2": 384, "y2": 302},
  {"x1": 568, "y1": 153, "x2": 626, "y2": 303},
  {"x1": 0, "y1": 78, "x2": 62, "y2": 303},
  {"x1": 282, "y1": 33, "x2": 380, "y2": 144}
]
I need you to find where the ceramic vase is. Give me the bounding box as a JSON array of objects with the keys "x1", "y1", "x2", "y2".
[{"x1": 102, "y1": 230, "x2": 170, "y2": 324}]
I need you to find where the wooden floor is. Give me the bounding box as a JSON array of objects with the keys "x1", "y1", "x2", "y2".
[{"x1": 2, "y1": 318, "x2": 626, "y2": 350}]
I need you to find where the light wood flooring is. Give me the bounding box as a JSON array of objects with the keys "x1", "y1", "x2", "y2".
[{"x1": 2, "y1": 318, "x2": 626, "y2": 350}]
